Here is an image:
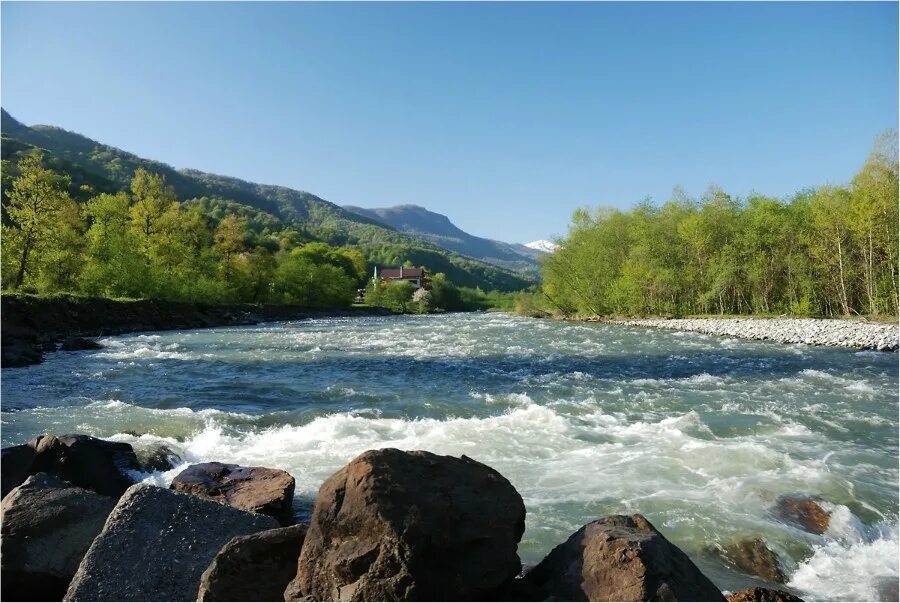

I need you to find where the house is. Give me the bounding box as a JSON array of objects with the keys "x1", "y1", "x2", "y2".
[{"x1": 373, "y1": 266, "x2": 428, "y2": 289}]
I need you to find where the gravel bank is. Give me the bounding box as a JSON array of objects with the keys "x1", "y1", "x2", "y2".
[{"x1": 612, "y1": 317, "x2": 898, "y2": 351}]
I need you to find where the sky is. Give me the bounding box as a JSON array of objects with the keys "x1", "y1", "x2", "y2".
[{"x1": 1, "y1": 2, "x2": 897, "y2": 244}]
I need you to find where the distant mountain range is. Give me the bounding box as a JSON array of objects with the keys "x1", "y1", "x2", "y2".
[
  {"x1": 0, "y1": 109, "x2": 538, "y2": 291},
  {"x1": 343, "y1": 204, "x2": 547, "y2": 276}
]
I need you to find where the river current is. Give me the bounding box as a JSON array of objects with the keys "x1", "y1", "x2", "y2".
[{"x1": 1, "y1": 312, "x2": 897, "y2": 600}]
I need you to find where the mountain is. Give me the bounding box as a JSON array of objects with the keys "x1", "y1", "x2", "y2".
[
  {"x1": 343, "y1": 204, "x2": 541, "y2": 275},
  {"x1": 1, "y1": 109, "x2": 534, "y2": 291},
  {"x1": 524, "y1": 240, "x2": 559, "y2": 253}
]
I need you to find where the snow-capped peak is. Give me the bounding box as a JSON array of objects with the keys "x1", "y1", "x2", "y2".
[{"x1": 524, "y1": 240, "x2": 558, "y2": 253}]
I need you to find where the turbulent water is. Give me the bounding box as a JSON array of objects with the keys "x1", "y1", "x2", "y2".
[{"x1": 2, "y1": 313, "x2": 898, "y2": 600}]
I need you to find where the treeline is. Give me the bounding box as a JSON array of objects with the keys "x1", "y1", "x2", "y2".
[
  {"x1": 1, "y1": 153, "x2": 366, "y2": 307},
  {"x1": 540, "y1": 131, "x2": 898, "y2": 318},
  {"x1": 0, "y1": 152, "x2": 507, "y2": 313}
]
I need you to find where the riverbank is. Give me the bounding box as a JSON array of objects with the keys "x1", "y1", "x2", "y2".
[
  {"x1": 607, "y1": 316, "x2": 898, "y2": 351},
  {"x1": 0, "y1": 294, "x2": 393, "y2": 368}
]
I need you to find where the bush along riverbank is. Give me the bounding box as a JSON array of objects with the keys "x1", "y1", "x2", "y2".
[
  {"x1": 0, "y1": 293, "x2": 394, "y2": 368},
  {"x1": 0, "y1": 434, "x2": 818, "y2": 602}
]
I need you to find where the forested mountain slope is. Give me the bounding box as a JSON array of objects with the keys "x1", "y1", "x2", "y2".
[{"x1": 1, "y1": 110, "x2": 533, "y2": 291}]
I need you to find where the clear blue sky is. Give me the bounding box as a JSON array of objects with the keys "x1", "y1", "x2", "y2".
[{"x1": 2, "y1": 2, "x2": 897, "y2": 243}]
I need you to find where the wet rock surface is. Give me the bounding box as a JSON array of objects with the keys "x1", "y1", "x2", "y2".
[
  {"x1": 524, "y1": 514, "x2": 725, "y2": 602},
  {"x1": 614, "y1": 317, "x2": 898, "y2": 351},
  {"x1": 773, "y1": 495, "x2": 831, "y2": 535},
  {"x1": 285, "y1": 448, "x2": 526, "y2": 602},
  {"x1": 1, "y1": 473, "x2": 117, "y2": 602},
  {"x1": 64, "y1": 484, "x2": 278, "y2": 602},
  {"x1": 720, "y1": 538, "x2": 785, "y2": 583},
  {"x1": 170, "y1": 462, "x2": 295, "y2": 526},
  {"x1": 197, "y1": 523, "x2": 307, "y2": 602},
  {"x1": 726, "y1": 587, "x2": 804, "y2": 602},
  {"x1": 59, "y1": 337, "x2": 102, "y2": 351}
]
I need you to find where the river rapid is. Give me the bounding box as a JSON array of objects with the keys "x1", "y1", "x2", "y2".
[{"x1": 1, "y1": 312, "x2": 897, "y2": 600}]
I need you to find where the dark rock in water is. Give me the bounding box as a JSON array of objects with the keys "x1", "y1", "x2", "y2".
[
  {"x1": 0, "y1": 341, "x2": 43, "y2": 368},
  {"x1": 525, "y1": 514, "x2": 725, "y2": 602},
  {"x1": 60, "y1": 337, "x2": 102, "y2": 351},
  {"x1": 721, "y1": 538, "x2": 785, "y2": 583},
  {"x1": 29, "y1": 434, "x2": 141, "y2": 498},
  {"x1": 1, "y1": 444, "x2": 36, "y2": 498},
  {"x1": 197, "y1": 523, "x2": 307, "y2": 602},
  {"x1": 136, "y1": 444, "x2": 182, "y2": 472},
  {"x1": 874, "y1": 576, "x2": 899, "y2": 602},
  {"x1": 726, "y1": 587, "x2": 803, "y2": 601},
  {"x1": 2, "y1": 434, "x2": 140, "y2": 499},
  {"x1": 170, "y1": 462, "x2": 295, "y2": 525},
  {"x1": 63, "y1": 484, "x2": 278, "y2": 602},
  {"x1": 1, "y1": 473, "x2": 116, "y2": 602},
  {"x1": 284, "y1": 448, "x2": 526, "y2": 602},
  {"x1": 773, "y1": 495, "x2": 830, "y2": 535}
]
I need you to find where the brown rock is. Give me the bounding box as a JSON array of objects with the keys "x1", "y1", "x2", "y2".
[
  {"x1": 726, "y1": 587, "x2": 803, "y2": 602},
  {"x1": 1, "y1": 473, "x2": 116, "y2": 601},
  {"x1": 720, "y1": 538, "x2": 785, "y2": 583},
  {"x1": 774, "y1": 496, "x2": 830, "y2": 535},
  {"x1": 525, "y1": 514, "x2": 725, "y2": 602},
  {"x1": 170, "y1": 462, "x2": 295, "y2": 525},
  {"x1": 284, "y1": 448, "x2": 526, "y2": 601},
  {"x1": 197, "y1": 524, "x2": 307, "y2": 602}
]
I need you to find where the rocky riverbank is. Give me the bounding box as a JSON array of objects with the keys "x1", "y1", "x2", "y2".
[
  {"x1": 0, "y1": 294, "x2": 394, "y2": 368},
  {"x1": 0, "y1": 432, "x2": 825, "y2": 602},
  {"x1": 609, "y1": 317, "x2": 898, "y2": 351}
]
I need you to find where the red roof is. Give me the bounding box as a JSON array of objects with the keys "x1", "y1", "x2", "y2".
[{"x1": 378, "y1": 267, "x2": 425, "y2": 279}]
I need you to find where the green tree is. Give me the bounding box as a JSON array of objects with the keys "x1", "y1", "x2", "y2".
[{"x1": 2, "y1": 151, "x2": 79, "y2": 290}]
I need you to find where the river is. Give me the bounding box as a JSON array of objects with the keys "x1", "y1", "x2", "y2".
[{"x1": 1, "y1": 312, "x2": 897, "y2": 600}]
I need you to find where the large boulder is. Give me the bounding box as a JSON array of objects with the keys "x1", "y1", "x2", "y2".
[
  {"x1": 170, "y1": 462, "x2": 295, "y2": 525},
  {"x1": 64, "y1": 484, "x2": 278, "y2": 601},
  {"x1": 1, "y1": 434, "x2": 141, "y2": 498},
  {"x1": 1, "y1": 473, "x2": 117, "y2": 601},
  {"x1": 525, "y1": 514, "x2": 725, "y2": 602},
  {"x1": 773, "y1": 496, "x2": 830, "y2": 535},
  {"x1": 726, "y1": 587, "x2": 803, "y2": 602},
  {"x1": 197, "y1": 524, "x2": 307, "y2": 602},
  {"x1": 284, "y1": 448, "x2": 526, "y2": 601},
  {"x1": 720, "y1": 538, "x2": 784, "y2": 583}
]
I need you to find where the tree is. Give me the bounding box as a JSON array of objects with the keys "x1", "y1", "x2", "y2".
[
  {"x1": 2, "y1": 151, "x2": 79, "y2": 290},
  {"x1": 80, "y1": 191, "x2": 148, "y2": 298}
]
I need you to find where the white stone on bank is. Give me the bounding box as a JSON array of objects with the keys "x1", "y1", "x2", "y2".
[{"x1": 611, "y1": 318, "x2": 898, "y2": 351}]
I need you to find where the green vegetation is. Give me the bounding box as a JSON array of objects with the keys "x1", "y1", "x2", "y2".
[
  {"x1": 1, "y1": 150, "x2": 521, "y2": 312},
  {"x1": 1, "y1": 109, "x2": 533, "y2": 293},
  {"x1": 538, "y1": 131, "x2": 899, "y2": 319},
  {"x1": 1, "y1": 155, "x2": 372, "y2": 307}
]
